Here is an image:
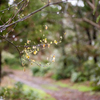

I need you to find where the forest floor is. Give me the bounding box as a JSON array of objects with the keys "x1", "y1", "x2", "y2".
[{"x1": 1, "y1": 67, "x2": 100, "y2": 100}]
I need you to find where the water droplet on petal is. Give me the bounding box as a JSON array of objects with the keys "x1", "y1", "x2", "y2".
[
  {"x1": 58, "y1": 6, "x2": 62, "y2": 10},
  {"x1": 14, "y1": 38, "x2": 17, "y2": 41},
  {"x1": 12, "y1": 35, "x2": 15, "y2": 38},
  {"x1": 57, "y1": 12, "x2": 59, "y2": 14}
]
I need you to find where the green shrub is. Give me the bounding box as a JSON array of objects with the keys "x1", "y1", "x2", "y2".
[
  {"x1": 31, "y1": 66, "x2": 50, "y2": 76},
  {"x1": 2, "y1": 51, "x2": 14, "y2": 63},
  {"x1": 90, "y1": 67, "x2": 100, "y2": 91},
  {"x1": 31, "y1": 67, "x2": 40, "y2": 75},
  {"x1": 2, "y1": 51, "x2": 20, "y2": 66},
  {"x1": 5, "y1": 58, "x2": 20, "y2": 65},
  {"x1": 71, "y1": 71, "x2": 88, "y2": 82},
  {"x1": 71, "y1": 72, "x2": 79, "y2": 82},
  {"x1": 0, "y1": 82, "x2": 42, "y2": 100},
  {"x1": 51, "y1": 74, "x2": 64, "y2": 80},
  {"x1": 2, "y1": 51, "x2": 29, "y2": 67},
  {"x1": 52, "y1": 64, "x2": 75, "y2": 80}
]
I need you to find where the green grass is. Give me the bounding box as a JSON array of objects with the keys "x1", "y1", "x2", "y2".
[
  {"x1": 55, "y1": 82, "x2": 69, "y2": 88},
  {"x1": 41, "y1": 85, "x2": 58, "y2": 91},
  {"x1": 55, "y1": 81, "x2": 93, "y2": 92},
  {"x1": 23, "y1": 85, "x2": 56, "y2": 100},
  {"x1": 71, "y1": 84, "x2": 93, "y2": 92}
]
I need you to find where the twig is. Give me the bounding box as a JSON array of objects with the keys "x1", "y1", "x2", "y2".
[
  {"x1": 83, "y1": 17, "x2": 100, "y2": 29},
  {"x1": 0, "y1": 35, "x2": 22, "y2": 66},
  {"x1": 0, "y1": 1, "x2": 67, "y2": 32}
]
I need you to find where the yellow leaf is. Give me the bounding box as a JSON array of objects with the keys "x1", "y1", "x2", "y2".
[
  {"x1": 44, "y1": 38, "x2": 47, "y2": 43},
  {"x1": 54, "y1": 40, "x2": 57, "y2": 44},
  {"x1": 27, "y1": 47, "x2": 30, "y2": 49},
  {"x1": 33, "y1": 50, "x2": 37, "y2": 55},
  {"x1": 32, "y1": 60, "x2": 35, "y2": 62},
  {"x1": 26, "y1": 55, "x2": 29, "y2": 59},
  {"x1": 50, "y1": 41, "x2": 52, "y2": 44}
]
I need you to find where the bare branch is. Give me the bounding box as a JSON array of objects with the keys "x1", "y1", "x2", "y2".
[
  {"x1": 0, "y1": 1, "x2": 66, "y2": 32},
  {"x1": 0, "y1": 35, "x2": 22, "y2": 66},
  {"x1": 0, "y1": 0, "x2": 23, "y2": 12},
  {"x1": 86, "y1": 0, "x2": 95, "y2": 10},
  {"x1": 83, "y1": 17, "x2": 100, "y2": 29}
]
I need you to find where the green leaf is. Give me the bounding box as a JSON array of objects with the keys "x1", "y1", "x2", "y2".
[{"x1": 96, "y1": 15, "x2": 100, "y2": 23}]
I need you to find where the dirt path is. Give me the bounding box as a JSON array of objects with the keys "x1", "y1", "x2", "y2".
[{"x1": 2, "y1": 67, "x2": 100, "y2": 100}]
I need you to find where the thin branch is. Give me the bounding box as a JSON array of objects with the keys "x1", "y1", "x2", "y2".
[
  {"x1": 0, "y1": 0, "x2": 24, "y2": 12},
  {"x1": 0, "y1": 1, "x2": 67, "y2": 32},
  {"x1": 83, "y1": 17, "x2": 100, "y2": 29},
  {"x1": 0, "y1": 0, "x2": 67, "y2": 66},
  {"x1": 7, "y1": 1, "x2": 26, "y2": 24},
  {"x1": 0, "y1": 35, "x2": 22, "y2": 66},
  {"x1": 86, "y1": 0, "x2": 95, "y2": 10}
]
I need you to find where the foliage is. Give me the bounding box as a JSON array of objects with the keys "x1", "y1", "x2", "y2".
[
  {"x1": 23, "y1": 85, "x2": 56, "y2": 100},
  {"x1": 49, "y1": 0, "x2": 100, "y2": 91},
  {"x1": 0, "y1": 82, "x2": 42, "y2": 100},
  {"x1": 5, "y1": 57, "x2": 19, "y2": 66},
  {"x1": 51, "y1": 54, "x2": 78, "y2": 80},
  {"x1": 2, "y1": 51, "x2": 14, "y2": 63},
  {"x1": 2, "y1": 52, "x2": 22, "y2": 68},
  {"x1": 1, "y1": 0, "x2": 100, "y2": 92},
  {"x1": 96, "y1": 15, "x2": 100, "y2": 23},
  {"x1": 55, "y1": 82, "x2": 69, "y2": 88},
  {"x1": 31, "y1": 66, "x2": 50, "y2": 76},
  {"x1": 71, "y1": 84, "x2": 93, "y2": 92}
]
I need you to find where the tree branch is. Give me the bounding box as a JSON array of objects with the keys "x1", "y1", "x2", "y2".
[
  {"x1": 86, "y1": 0, "x2": 95, "y2": 10},
  {"x1": 0, "y1": 0, "x2": 67, "y2": 32},
  {"x1": 0, "y1": 35, "x2": 22, "y2": 66},
  {"x1": 83, "y1": 17, "x2": 100, "y2": 29}
]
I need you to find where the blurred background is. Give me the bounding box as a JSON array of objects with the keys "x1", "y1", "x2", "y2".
[{"x1": 0, "y1": 0, "x2": 100, "y2": 100}]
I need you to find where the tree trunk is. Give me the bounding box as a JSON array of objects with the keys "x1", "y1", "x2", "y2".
[
  {"x1": 93, "y1": 27, "x2": 97, "y2": 63},
  {"x1": 85, "y1": 28, "x2": 92, "y2": 45},
  {"x1": 0, "y1": 49, "x2": 1, "y2": 83},
  {"x1": 62, "y1": 43, "x2": 67, "y2": 67},
  {"x1": 92, "y1": 15, "x2": 97, "y2": 63},
  {"x1": 60, "y1": 26, "x2": 67, "y2": 67}
]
